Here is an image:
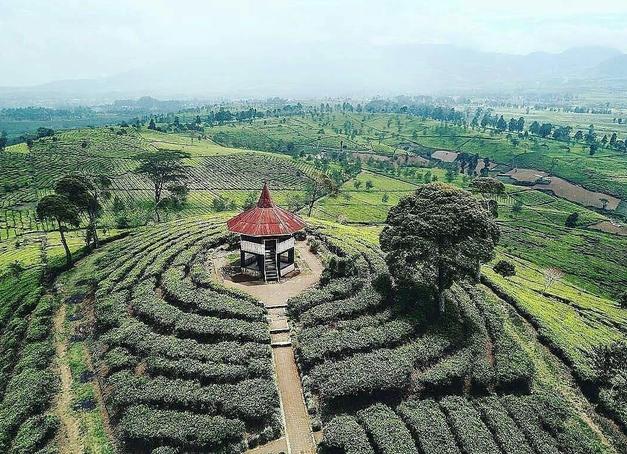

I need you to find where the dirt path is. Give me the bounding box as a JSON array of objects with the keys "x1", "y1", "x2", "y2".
[
  {"x1": 219, "y1": 241, "x2": 320, "y2": 454},
  {"x1": 53, "y1": 303, "x2": 84, "y2": 454}
]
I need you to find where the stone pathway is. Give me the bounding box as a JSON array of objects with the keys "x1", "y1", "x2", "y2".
[{"x1": 217, "y1": 241, "x2": 321, "y2": 454}]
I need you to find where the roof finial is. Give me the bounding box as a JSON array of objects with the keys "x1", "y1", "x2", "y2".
[{"x1": 257, "y1": 181, "x2": 274, "y2": 208}]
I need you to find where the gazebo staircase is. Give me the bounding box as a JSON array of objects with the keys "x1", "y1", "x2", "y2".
[{"x1": 264, "y1": 243, "x2": 278, "y2": 282}]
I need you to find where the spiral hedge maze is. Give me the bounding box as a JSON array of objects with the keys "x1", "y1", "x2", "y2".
[
  {"x1": 288, "y1": 226, "x2": 613, "y2": 454},
  {"x1": 62, "y1": 217, "x2": 282, "y2": 452}
]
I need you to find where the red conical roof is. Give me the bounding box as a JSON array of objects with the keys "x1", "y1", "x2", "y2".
[{"x1": 227, "y1": 183, "x2": 305, "y2": 236}]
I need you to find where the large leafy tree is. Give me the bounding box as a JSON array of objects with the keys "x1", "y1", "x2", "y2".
[
  {"x1": 134, "y1": 150, "x2": 190, "y2": 222},
  {"x1": 380, "y1": 183, "x2": 500, "y2": 314},
  {"x1": 36, "y1": 195, "x2": 80, "y2": 267},
  {"x1": 470, "y1": 177, "x2": 505, "y2": 199},
  {"x1": 55, "y1": 174, "x2": 111, "y2": 248},
  {"x1": 304, "y1": 173, "x2": 336, "y2": 217}
]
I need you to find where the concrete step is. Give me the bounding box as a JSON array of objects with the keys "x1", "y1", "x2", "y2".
[
  {"x1": 270, "y1": 327, "x2": 290, "y2": 334},
  {"x1": 271, "y1": 340, "x2": 292, "y2": 347}
]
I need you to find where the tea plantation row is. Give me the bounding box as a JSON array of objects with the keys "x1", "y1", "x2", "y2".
[
  {"x1": 64, "y1": 217, "x2": 282, "y2": 452},
  {"x1": 288, "y1": 226, "x2": 613, "y2": 454}
]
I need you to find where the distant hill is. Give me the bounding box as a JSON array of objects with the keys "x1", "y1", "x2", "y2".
[
  {"x1": 594, "y1": 54, "x2": 627, "y2": 78},
  {"x1": 1, "y1": 45, "x2": 626, "y2": 105}
]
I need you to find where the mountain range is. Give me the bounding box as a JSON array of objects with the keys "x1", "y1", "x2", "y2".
[{"x1": 1, "y1": 45, "x2": 626, "y2": 106}]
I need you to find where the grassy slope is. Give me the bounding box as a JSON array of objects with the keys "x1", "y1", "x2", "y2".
[
  {"x1": 292, "y1": 222, "x2": 620, "y2": 453},
  {"x1": 209, "y1": 113, "x2": 627, "y2": 201}
]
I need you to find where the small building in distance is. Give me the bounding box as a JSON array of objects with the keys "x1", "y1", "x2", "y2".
[{"x1": 226, "y1": 182, "x2": 305, "y2": 282}]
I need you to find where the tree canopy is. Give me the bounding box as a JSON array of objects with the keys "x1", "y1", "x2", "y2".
[
  {"x1": 55, "y1": 174, "x2": 111, "y2": 247},
  {"x1": 380, "y1": 183, "x2": 500, "y2": 314},
  {"x1": 134, "y1": 150, "x2": 190, "y2": 221},
  {"x1": 470, "y1": 177, "x2": 505, "y2": 197},
  {"x1": 36, "y1": 194, "x2": 80, "y2": 266}
]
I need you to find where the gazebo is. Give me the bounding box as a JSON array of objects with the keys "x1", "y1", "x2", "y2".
[{"x1": 226, "y1": 183, "x2": 305, "y2": 282}]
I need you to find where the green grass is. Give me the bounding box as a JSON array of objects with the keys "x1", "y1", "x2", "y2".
[
  {"x1": 483, "y1": 253, "x2": 625, "y2": 381},
  {"x1": 0, "y1": 228, "x2": 122, "y2": 277},
  {"x1": 206, "y1": 112, "x2": 627, "y2": 201}
]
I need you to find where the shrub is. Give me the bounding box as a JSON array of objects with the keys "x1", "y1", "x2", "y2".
[
  {"x1": 145, "y1": 356, "x2": 270, "y2": 383},
  {"x1": 501, "y1": 395, "x2": 560, "y2": 454},
  {"x1": 0, "y1": 369, "x2": 58, "y2": 451},
  {"x1": 297, "y1": 319, "x2": 414, "y2": 367},
  {"x1": 320, "y1": 415, "x2": 373, "y2": 454},
  {"x1": 308, "y1": 238, "x2": 320, "y2": 254},
  {"x1": 439, "y1": 396, "x2": 500, "y2": 454},
  {"x1": 397, "y1": 399, "x2": 460, "y2": 454},
  {"x1": 101, "y1": 319, "x2": 270, "y2": 365},
  {"x1": 311, "y1": 335, "x2": 450, "y2": 404},
  {"x1": 161, "y1": 268, "x2": 265, "y2": 321},
  {"x1": 118, "y1": 404, "x2": 245, "y2": 452},
  {"x1": 287, "y1": 277, "x2": 364, "y2": 318},
  {"x1": 103, "y1": 347, "x2": 139, "y2": 373},
  {"x1": 474, "y1": 397, "x2": 534, "y2": 454},
  {"x1": 565, "y1": 212, "x2": 579, "y2": 227},
  {"x1": 108, "y1": 371, "x2": 278, "y2": 422},
  {"x1": 10, "y1": 414, "x2": 59, "y2": 454},
  {"x1": 493, "y1": 260, "x2": 516, "y2": 277},
  {"x1": 299, "y1": 288, "x2": 383, "y2": 327},
  {"x1": 356, "y1": 404, "x2": 417, "y2": 454},
  {"x1": 416, "y1": 348, "x2": 472, "y2": 394}
]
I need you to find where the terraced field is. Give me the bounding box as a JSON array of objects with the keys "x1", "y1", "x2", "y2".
[
  {"x1": 0, "y1": 268, "x2": 59, "y2": 453},
  {"x1": 0, "y1": 127, "x2": 320, "y2": 238},
  {"x1": 58, "y1": 217, "x2": 282, "y2": 452},
  {"x1": 209, "y1": 112, "x2": 627, "y2": 203},
  {"x1": 287, "y1": 223, "x2": 620, "y2": 454}
]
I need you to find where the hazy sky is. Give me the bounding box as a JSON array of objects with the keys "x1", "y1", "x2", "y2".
[{"x1": 1, "y1": 0, "x2": 627, "y2": 86}]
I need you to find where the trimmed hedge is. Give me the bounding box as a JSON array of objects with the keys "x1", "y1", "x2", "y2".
[
  {"x1": 10, "y1": 414, "x2": 59, "y2": 454},
  {"x1": 474, "y1": 397, "x2": 534, "y2": 454},
  {"x1": 0, "y1": 293, "x2": 58, "y2": 453},
  {"x1": 416, "y1": 348, "x2": 472, "y2": 393},
  {"x1": 439, "y1": 396, "x2": 501, "y2": 454},
  {"x1": 108, "y1": 372, "x2": 279, "y2": 423},
  {"x1": 161, "y1": 267, "x2": 265, "y2": 321},
  {"x1": 101, "y1": 319, "x2": 271, "y2": 364},
  {"x1": 320, "y1": 415, "x2": 374, "y2": 454},
  {"x1": 477, "y1": 295, "x2": 533, "y2": 392},
  {"x1": 145, "y1": 356, "x2": 271, "y2": 383},
  {"x1": 311, "y1": 335, "x2": 451, "y2": 403},
  {"x1": 0, "y1": 369, "x2": 58, "y2": 451},
  {"x1": 397, "y1": 399, "x2": 460, "y2": 454},
  {"x1": 118, "y1": 404, "x2": 245, "y2": 452},
  {"x1": 130, "y1": 280, "x2": 269, "y2": 343},
  {"x1": 501, "y1": 395, "x2": 560, "y2": 454},
  {"x1": 297, "y1": 319, "x2": 414, "y2": 366},
  {"x1": 287, "y1": 277, "x2": 365, "y2": 318},
  {"x1": 356, "y1": 404, "x2": 418, "y2": 454},
  {"x1": 299, "y1": 288, "x2": 384, "y2": 327}
]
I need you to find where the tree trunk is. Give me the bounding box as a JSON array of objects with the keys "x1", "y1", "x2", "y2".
[
  {"x1": 154, "y1": 182, "x2": 162, "y2": 222},
  {"x1": 89, "y1": 212, "x2": 99, "y2": 248},
  {"x1": 437, "y1": 290, "x2": 445, "y2": 315},
  {"x1": 437, "y1": 262, "x2": 445, "y2": 315},
  {"x1": 58, "y1": 220, "x2": 72, "y2": 267}
]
